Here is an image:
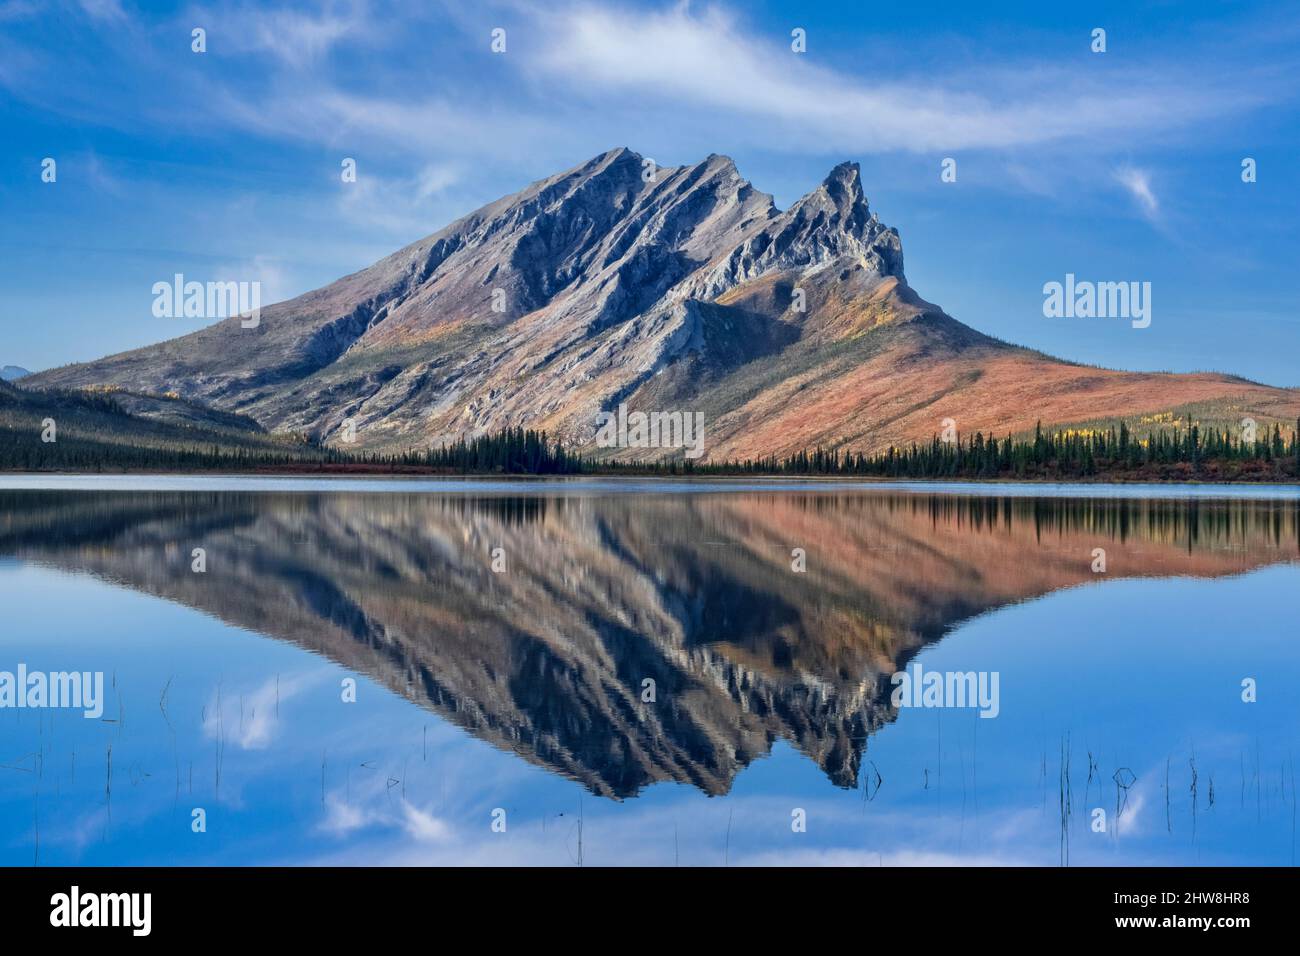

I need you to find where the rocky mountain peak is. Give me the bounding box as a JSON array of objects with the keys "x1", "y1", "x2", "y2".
[
  {"x1": 820, "y1": 160, "x2": 866, "y2": 211},
  {"x1": 783, "y1": 160, "x2": 887, "y2": 252},
  {"x1": 580, "y1": 144, "x2": 643, "y2": 181},
  {"x1": 687, "y1": 157, "x2": 902, "y2": 301}
]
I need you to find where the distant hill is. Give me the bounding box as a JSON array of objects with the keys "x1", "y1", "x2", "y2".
[
  {"x1": 24, "y1": 148, "x2": 1300, "y2": 461},
  {"x1": 0, "y1": 378, "x2": 329, "y2": 470},
  {"x1": 1, "y1": 366, "x2": 29, "y2": 382}
]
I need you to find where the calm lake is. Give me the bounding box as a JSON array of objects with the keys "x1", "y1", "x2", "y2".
[{"x1": 1, "y1": 477, "x2": 1297, "y2": 866}]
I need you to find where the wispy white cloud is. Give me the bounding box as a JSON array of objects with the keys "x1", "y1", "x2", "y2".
[
  {"x1": 5, "y1": 0, "x2": 1289, "y2": 184},
  {"x1": 129, "y1": 0, "x2": 1280, "y2": 178},
  {"x1": 201, "y1": 670, "x2": 321, "y2": 750},
  {"x1": 77, "y1": 0, "x2": 126, "y2": 21},
  {"x1": 531, "y1": 3, "x2": 1266, "y2": 153},
  {"x1": 335, "y1": 161, "x2": 465, "y2": 234},
  {"x1": 82, "y1": 151, "x2": 126, "y2": 196},
  {"x1": 400, "y1": 801, "x2": 454, "y2": 842},
  {"x1": 188, "y1": 0, "x2": 377, "y2": 68},
  {"x1": 212, "y1": 253, "x2": 297, "y2": 305},
  {"x1": 1114, "y1": 166, "x2": 1159, "y2": 219},
  {"x1": 206, "y1": 84, "x2": 554, "y2": 160},
  {"x1": 319, "y1": 791, "x2": 376, "y2": 836},
  {"x1": 0, "y1": 0, "x2": 41, "y2": 23},
  {"x1": 317, "y1": 785, "x2": 452, "y2": 843}
]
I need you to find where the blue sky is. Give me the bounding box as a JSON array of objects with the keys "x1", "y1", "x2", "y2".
[{"x1": 2, "y1": 0, "x2": 1298, "y2": 383}]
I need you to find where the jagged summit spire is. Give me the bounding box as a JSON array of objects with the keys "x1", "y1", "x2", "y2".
[
  {"x1": 821, "y1": 161, "x2": 867, "y2": 212},
  {"x1": 791, "y1": 160, "x2": 871, "y2": 230}
]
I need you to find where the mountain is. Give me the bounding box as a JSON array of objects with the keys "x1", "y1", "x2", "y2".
[
  {"x1": 1, "y1": 366, "x2": 29, "y2": 381},
  {"x1": 25, "y1": 148, "x2": 1300, "y2": 461}
]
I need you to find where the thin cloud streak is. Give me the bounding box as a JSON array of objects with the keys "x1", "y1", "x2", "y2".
[
  {"x1": 532, "y1": 3, "x2": 1274, "y2": 153},
  {"x1": 1114, "y1": 166, "x2": 1160, "y2": 219},
  {"x1": 187, "y1": 0, "x2": 381, "y2": 68}
]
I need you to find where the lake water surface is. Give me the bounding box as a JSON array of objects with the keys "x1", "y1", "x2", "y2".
[{"x1": 1, "y1": 478, "x2": 1297, "y2": 865}]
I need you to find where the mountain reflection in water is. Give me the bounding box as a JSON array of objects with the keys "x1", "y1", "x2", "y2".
[{"x1": 2, "y1": 489, "x2": 1295, "y2": 801}]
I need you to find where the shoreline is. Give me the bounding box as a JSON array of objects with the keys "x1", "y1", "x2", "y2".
[
  {"x1": 0, "y1": 467, "x2": 1297, "y2": 487},
  {"x1": 4, "y1": 473, "x2": 1300, "y2": 500}
]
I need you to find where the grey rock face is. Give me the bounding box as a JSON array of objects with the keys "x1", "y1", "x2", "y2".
[{"x1": 686, "y1": 161, "x2": 902, "y2": 301}]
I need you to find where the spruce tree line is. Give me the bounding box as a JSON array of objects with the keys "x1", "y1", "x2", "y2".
[
  {"x1": 4, "y1": 414, "x2": 1298, "y2": 480},
  {"x1": 676, "y1": 420, "x2": 1300, "y2": 479}
]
